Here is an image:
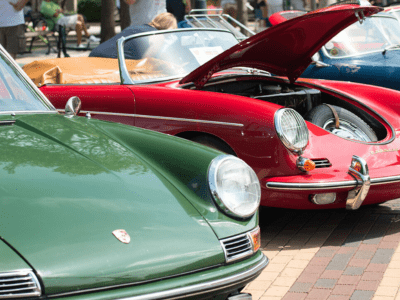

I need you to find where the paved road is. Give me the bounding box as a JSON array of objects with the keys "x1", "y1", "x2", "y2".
[{"x1": 15, "y1": 25, "x2": 400, "y2": 300}]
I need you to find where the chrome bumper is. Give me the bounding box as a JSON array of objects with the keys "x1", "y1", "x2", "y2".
[
  {"x1": 346, "y1": 155, "x2": 370, "y2": 210},
  {"x1": 117, "y1": 255, "x2": 268, "y2": 300},
  {"x1": 265, "y1": 155, "x2": 380, "y2": 210}
]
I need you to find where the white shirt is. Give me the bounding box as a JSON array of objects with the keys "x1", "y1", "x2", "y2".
[
  {"x1": 0, "y1": 0, "x2": 24, "y2": 27},
  {"x1": 129, "y1": 0, "x2": 166, "y2": 26}
]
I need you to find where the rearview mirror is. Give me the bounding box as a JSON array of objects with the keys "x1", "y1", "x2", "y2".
[{"x1": 65, "y1": 96, "x2": 82, "y2": 117}]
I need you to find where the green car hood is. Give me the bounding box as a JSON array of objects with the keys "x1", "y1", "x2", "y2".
[{"x1": 0, "y1": 114, "x2": 255, "y2": 295}]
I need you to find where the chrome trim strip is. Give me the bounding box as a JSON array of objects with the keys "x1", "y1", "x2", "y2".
[
  {"x1": 266, "y1": 180, "x2": 359, "y2": 190},
  {"x1": 371, "y1": 175, "x2": 400, "y2": 185},
  {"x1": 116, "y1": 255, "x2": 268, "y2": 300},
  {"x1": 266, "y1": 175, "x2": 400, "y2": 190},
  {"x1": 0, "y1": 111, "x2": 57, "y2": 115},
  {"x1": 134, "y1": 114, "x2": 244, "y2": 127},
  {"x1": 64, "y1": 110, "x2": 245, "y2": 127}
]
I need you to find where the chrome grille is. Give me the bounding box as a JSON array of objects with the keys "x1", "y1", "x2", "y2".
[
  {"x1": 312, "y1": 158, "x2": 332, "y2": 168},
  {"x1": 221, "y1": 233, "x2": 253, "y2": 263},
  {"x1": 0, "y1": 270, "x2": 41, "y2": 299}
]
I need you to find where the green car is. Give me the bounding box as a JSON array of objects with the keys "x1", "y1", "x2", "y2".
[{"x1": 0, "y1": 47, "x2": 267, "y2": 299}]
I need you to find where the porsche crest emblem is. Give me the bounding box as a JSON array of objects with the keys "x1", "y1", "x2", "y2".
[{"x1": 112, "y1": 229, "x2": 130, "y2": 244}]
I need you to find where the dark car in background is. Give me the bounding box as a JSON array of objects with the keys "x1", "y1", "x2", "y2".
[{"x1": 270, "y1": 9, "x2": 400, "y2": 91}]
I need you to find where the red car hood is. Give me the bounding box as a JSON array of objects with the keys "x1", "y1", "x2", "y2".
[{"x1": 180, "y1": 5, "x2": 382, "y2": 87}]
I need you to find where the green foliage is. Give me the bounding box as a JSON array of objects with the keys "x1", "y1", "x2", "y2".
[{"x1": 78, "y1": 0, "x2": 101, "y2": 22}]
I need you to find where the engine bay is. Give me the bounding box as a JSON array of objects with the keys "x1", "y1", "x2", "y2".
[{"x1": 197, "y1": 78, "x2": 387, "y2": 142}]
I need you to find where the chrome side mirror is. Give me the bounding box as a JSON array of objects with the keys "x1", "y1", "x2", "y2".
[{"x1": 65, "y1": 96, "x2": 82, "y2": 117}]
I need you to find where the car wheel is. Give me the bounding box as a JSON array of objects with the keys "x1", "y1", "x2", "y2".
[
  {"x1": 191, "y1": 135, "x2": 236, "y2": 155},
  {"x1": 306, "y1": 105, "x2": 378, "y2": 142}
]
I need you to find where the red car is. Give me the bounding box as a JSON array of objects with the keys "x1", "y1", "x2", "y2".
[{"x1": 24, "y1": 4, "x2": 399, "y2": 210}]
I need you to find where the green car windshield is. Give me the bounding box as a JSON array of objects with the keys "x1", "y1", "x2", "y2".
[
  {"x1": 121, "y1": 30, "x2": 238, "y2": 82},
  {"x1": 323, "y1": 15, "x2": 400, "y2": 58},
  {"x1": 0, "y1": 51, "x2": 53, "y2": 113}
]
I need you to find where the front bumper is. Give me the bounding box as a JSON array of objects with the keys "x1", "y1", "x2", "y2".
[
  {"x1": 264, "y1": 155, "x2": 400, "y2": 209},
  {"x1": 45, "y1": 252, "x2": 268, "y2": 300}
]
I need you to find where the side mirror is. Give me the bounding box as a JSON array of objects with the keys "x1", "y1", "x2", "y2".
[{"x1": 65, "y1": 96, "x2": 82, "y2": 117}]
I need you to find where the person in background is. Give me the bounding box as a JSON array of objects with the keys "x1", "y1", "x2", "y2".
[
  {"x1": 124, "y1": 0, "x2": 166, "y2": 26},
  {"x1": 40, "y1": 0, "x2": 100, "y2": 48},
  {"x1": 256, "y1": 0, "x2": 271, "y2": 29},
  {"x1": 166, "y1": 0, "x2": 191, "y2": 23},
  {"x1": 89, "y1": 12, "x2": 177, "y2": 59},
  {"x1": 0, "y1": 0, "x2": 29, "y2": 59}
]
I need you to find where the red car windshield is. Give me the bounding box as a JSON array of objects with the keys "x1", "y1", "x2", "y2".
[{"x1": 120, "y1": 30, "x2": 238, "y2": 82}]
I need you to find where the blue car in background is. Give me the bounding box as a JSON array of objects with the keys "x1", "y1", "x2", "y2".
[{"x1": 270, "y1": 10, "x2": 400, "y2": 91}]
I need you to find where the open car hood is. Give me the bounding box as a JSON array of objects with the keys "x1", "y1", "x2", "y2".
[{"x1": 180, "y1": 5, "x2": 382, "y2": 87}]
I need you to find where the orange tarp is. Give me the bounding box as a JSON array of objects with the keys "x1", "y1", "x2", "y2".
[{"x1": 23, "y1": 57, "x2": 169, "y2": 86}]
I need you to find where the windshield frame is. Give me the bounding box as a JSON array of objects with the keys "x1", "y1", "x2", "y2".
[
  {"x1": 0, "y1": 46, "x2": 56, "y2": 115},
  {"x1": 116, "y1": 28, "x2": 237, "y2": 85},
  {"x1": 321, "y1": 14, "x2": 400, "y2": 59}
]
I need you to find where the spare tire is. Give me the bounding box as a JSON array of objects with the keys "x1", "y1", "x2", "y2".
[{"x1": 306, "y1": 105, "x2": 377, "y2": 142}]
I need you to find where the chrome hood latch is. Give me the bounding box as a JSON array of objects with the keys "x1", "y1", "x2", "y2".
[{"x1": 346, "y1": 155, "x2": 370, "y2": 210}]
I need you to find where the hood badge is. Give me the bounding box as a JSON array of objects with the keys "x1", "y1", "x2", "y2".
[{"x1": 112, "y1": 229, "x2": 131, "y2": 244}]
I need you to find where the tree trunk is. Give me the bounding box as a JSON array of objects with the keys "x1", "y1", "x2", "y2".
[
  {"x1": 100, "y1": 0, "x2": 116, "y2": 43},
  {"x1": 237, "y1": 0, "x2": 248, "y2": 28},
  {"x1": 120, "y1": 0, "x2": 131, "y2": 30}
]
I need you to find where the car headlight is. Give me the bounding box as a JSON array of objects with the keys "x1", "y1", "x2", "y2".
[
  {"x1": 275, "y1": 108, "x2": 309, "y2": 153},
  {"x1": 208, "y1": 155, "x2": 261, "y2": 218}
]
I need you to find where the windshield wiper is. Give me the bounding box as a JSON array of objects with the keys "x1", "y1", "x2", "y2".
[{"x1": 382, "y1": 44, "x2": 400, "y2": 55}]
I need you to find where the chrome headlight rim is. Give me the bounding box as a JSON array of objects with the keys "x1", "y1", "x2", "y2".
[
  {"x1": 274, "y1": 108, "x2": 309, "y2": 154},
  {"x1": 208, "y1": 154, "x2": 261, "y2": 219}
]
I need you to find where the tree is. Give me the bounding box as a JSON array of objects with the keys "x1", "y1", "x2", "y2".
[
  {"x1": 120, "y1": 0, "x2": 131, "y2": 30},
  {"x1": 100, "y1": 0, "x2": 116, "y2": 42},
  {"x1": 237, "y1": 0, "x2": 248, "y2": 28}
]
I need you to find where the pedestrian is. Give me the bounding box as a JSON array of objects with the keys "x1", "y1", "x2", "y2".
[
  {"x1": 89, "y1": 12, "x2": 177, "y2": 59},
  {"x1": 40, "y1": 0, "x2": 100, "y2": 48},
  {"x1": 0, "y1": 0, "x2": 29, "y2": 59},
  {"x1": 166, "y1": 0, "x2": 191, "y2": 23},
  {"x1": 124, "y1": 0, "x2": 166, "y2": 27}
]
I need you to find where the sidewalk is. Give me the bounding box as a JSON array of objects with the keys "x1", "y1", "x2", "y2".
[
  {"x1": 247, "y1": 200, "x2": 400, "y2": 300},
  {"x1": 16, "y1": 23, "x2": 116, "y2": 66}
]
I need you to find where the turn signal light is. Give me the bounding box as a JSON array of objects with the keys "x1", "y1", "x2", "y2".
[
  {"x1": 297, "y1": 157, "x2": 316, "y2": 172},
  {"x1": 352, "y1": 161, "x2": 362, "y2": 172},
  {"x1": 249, "y1": 226, "x2": 261, "y2": 252}
]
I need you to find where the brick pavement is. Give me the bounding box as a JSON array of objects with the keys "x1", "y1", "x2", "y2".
[{"x1": 245, "y1": 200, "x2": 400, "y2": 300}]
